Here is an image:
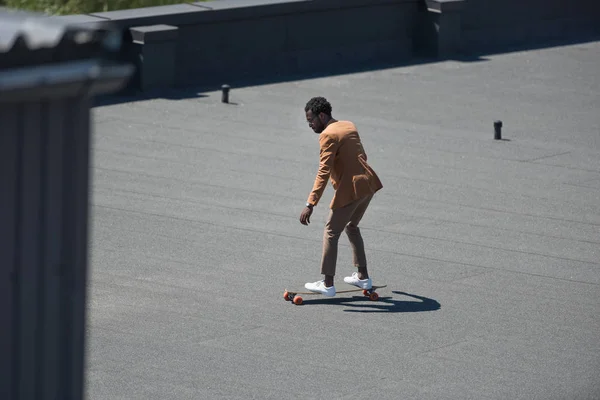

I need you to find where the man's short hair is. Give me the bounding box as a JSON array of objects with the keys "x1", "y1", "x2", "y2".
[{"x1": 305, "y1": 97, "x2": 332, "y2": 116}]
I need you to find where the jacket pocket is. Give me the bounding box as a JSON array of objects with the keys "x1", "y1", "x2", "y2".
[
  {"x1": 357, "y1": 155, "x2": 383, "y2": 191},
  {"x1": 352, "y1": 174, "x2": 372, "y2": 197}
]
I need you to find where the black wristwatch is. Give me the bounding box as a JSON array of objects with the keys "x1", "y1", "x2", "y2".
[{"x1": 305, "y1": 202, "x2": 314, "y2": 209}]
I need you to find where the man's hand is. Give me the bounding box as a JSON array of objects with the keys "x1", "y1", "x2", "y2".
[{"x1": 300, "y1": 206, "x2": 313, "y2": 225}]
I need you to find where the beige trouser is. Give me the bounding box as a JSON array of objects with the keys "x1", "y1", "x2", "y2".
[{"x1": 320, "y1": 194, "x2": 374, "y2": 276}]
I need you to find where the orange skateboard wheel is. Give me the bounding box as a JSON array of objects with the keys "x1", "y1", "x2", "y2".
[
  {"x1": 293, "y1": 296, "x2": 303, "y2": 305},
  {"x1": 283, "y1": 291, "x2": 291, "y2": 301},
  {"x1": 369, "y1": 292, "x2": 379, "y2": 301}
]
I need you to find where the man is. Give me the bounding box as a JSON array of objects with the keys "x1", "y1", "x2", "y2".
[{"x1": 300, "y1": 96, "x2": 383, "y2": 297}]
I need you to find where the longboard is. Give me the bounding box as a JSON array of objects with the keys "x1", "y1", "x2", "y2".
[{"x1": 283, "y1": 284, "x2": 387, "y2": 305}]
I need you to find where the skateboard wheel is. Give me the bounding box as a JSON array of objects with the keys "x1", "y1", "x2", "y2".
[
  {"x1": 362, "y1": 289, "x2": 369, "y2": 296},
  {"x1": 293, "y1": 296, "x2": 303, "y2": 305},
  {"x1": 369, "y1": 292, "x2": 379, "y2": 301},
  {"x1": 283, "y1": 291, "x2": 291, "y2": 301}
]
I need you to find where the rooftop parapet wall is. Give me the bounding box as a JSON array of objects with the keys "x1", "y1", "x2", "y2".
[
  {"x1": 39, "y1": 0, "x2": 600, "y2": 91},
  {"x1": 47, "y1": 0, "x2": 422, "y2": 89},
  {"x1": 461, "y1": 0, "x2": 600, "y2": 51}
]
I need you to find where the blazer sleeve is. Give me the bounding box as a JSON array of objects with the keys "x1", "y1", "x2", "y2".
[{"x1": 307, "y1": 134, "x2": 337, "y2": 206}]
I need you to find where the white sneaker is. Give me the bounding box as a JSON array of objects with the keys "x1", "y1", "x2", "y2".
[
  {"x1": 344, "y1": 272, "x2": 372, "y2": 289},
  {"x1": 304, "y1": 280, "x2": 336, "y2": 297}
]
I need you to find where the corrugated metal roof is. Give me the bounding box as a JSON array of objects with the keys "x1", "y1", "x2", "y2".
[{"x1": 0, "y1": 9, "x2": 123, "y2": 68}]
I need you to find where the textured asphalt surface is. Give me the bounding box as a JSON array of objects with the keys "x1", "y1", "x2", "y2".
[{"x1": 87, "y1": 40, "x2": 600, "y2": 399}]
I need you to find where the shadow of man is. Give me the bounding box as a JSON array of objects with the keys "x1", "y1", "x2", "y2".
[
  {"x1": 343, "y1": 291, "x2": 441, "y2": 313},
  {"x1": 303, "y1": 290, "x2": 441, "y2": 314}
]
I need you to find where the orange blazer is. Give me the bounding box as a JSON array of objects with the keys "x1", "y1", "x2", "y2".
[{"x1": 307, "y1": 121, "x2": 383, "y2": 209}]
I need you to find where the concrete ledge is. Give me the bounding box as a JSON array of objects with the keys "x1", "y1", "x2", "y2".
[
  {"x1": 421, "y1": 0, "x2": 465, "y2": 57},
  {"x1": 172, "y1": 0, "x2": 416, "y2": 87},
  {"x1": 90, "y1": 4, "x2": 210, "y2": 28},
  {"x1": 131, "y1": 24, "x2": 178, "y2": 43},
  {"x1": 130, "y1": 24, "x2": 178, "y2": 91},
  {"x1": 196, "y1": 0, "x2": 307, "y2": 10},
  {"x1": 193, "y1": 0, "x2": 313, "y2": 21},
  {"x1": 199, "y1": 0, "x2": 414, "y2": 9},
  {"x1": 463, "y1": 16, "x2": 600, "y2": 52},
  {"x1": 308, "y1": 0, "x2": 415, "y2": 7},
  {"x1": 58, "y1": 0, "x2": 599, "y2": 92},
  {"x1": 426, "y1": 0, "x2": 465, "y2": 13},
  {"x1": 89, "y1": 0, "x2": 418, "y2": 28},
  {"x1": 191, "y1": 0, "x2": 310, "y2": 21}
]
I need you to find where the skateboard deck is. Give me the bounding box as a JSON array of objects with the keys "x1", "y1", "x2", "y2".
[{"x1": 283, "y1": 284, "x2": 387, "y2": 305}]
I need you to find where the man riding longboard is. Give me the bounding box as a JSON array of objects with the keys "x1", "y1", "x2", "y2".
[{"x1": 299, "y1": 97, "x2": 383, "y2": 297}]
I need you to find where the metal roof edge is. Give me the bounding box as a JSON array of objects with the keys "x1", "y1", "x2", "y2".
[
  {"x1": 0, "y1": 9, "x2": 122, "y2": 64},
  {"x1": 0, "y1": 59, "x2": 134, "y2": 102}
]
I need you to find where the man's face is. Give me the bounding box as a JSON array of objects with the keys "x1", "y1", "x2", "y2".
[{"x1": 306, "y1": 110, "x2": 324, "y2": 134}]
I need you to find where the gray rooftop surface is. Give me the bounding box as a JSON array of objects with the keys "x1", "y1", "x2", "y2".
[{"x1": 88, "y1": 40, "x2": 600, "y2": 399}]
